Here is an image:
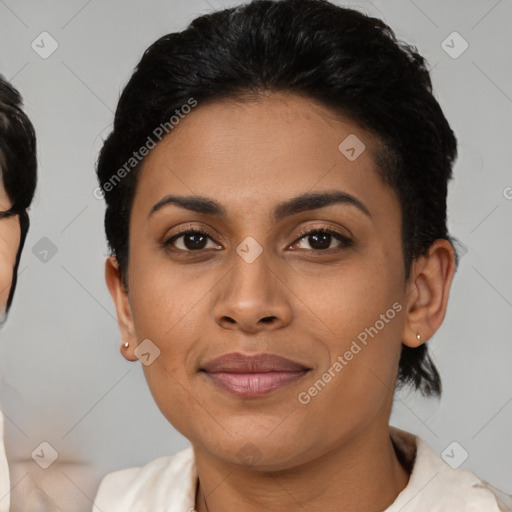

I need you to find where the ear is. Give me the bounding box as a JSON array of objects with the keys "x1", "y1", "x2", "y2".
[
  {"x1": 105, "y1": 256, "x2": 138, "y2": 361},
  {"x1": 403, "y1": 239, "x2": 456, "y2": 348}
]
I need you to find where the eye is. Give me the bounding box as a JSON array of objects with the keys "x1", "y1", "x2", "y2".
[
  {"x1": 163, "y1": 228, "x2": 222, "y2": 252},
  {"x1": 290, "y1": 227, "x2": 353, "y2": 252},
  {"x1": 163, "y1": 226, "x2": 353, "y2": 255}
]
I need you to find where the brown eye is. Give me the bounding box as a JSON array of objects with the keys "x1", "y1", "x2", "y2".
[
  {"x1": 292, "y1": 228, "x2": 353, "y2": 252},
  {"x1": 164, "y1": 229, "x2": 221, "y2": 252}
]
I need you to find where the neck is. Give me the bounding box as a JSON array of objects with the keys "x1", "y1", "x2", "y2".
[{"x1": 194, "y1": 424, "x2": 410, "y2": 512}]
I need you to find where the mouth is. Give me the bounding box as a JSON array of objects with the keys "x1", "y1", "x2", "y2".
[{"x1": 199, "y1": 352, "x2": 312, "y2": 397}]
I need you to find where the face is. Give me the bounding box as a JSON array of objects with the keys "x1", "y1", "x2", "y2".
[
  {"x1": 106, "y1": 92, "x2": 451, "y2": 470},
  {"x1": 0, "y1": 180, "x2": 20, "y2": 313}
]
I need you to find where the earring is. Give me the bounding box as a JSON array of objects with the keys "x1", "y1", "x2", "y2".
[
  {"x1": 416, "y1": 333, "x2": 421, "y2": 342},
  {"x1": 123, "y1": 342, "x2": 129, "y2": 348}
]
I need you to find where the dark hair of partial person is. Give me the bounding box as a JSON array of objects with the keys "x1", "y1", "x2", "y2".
[
  {"x1": 96, "y1": 0, "x2": 459, "y2": 397},
  {"x1": 0, "y1": 74, "x2": 37, "y2": 317}
]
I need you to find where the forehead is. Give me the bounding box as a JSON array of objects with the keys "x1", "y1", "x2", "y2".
[{"x1": 131, "y1": 93, "x2": 398, "y2": 221}]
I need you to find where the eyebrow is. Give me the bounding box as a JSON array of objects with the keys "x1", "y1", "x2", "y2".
[{"x1": 148, "y1": 191, "x2": 371, "y2": 221}]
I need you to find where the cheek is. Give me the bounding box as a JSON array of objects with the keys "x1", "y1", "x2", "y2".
[
  {"x1": 0, "y1": 220, "x2": 20, "y2": 309},
  {"x1": 129, "y1": 261, "x2": 209, "y2": 344},
  {"x1": 305, "y1": 250, "x2": 404, "y2": 345},
  {"x1": 127, "y1": 261, "x2": 207, "y2": 401},
  {"x1": 298, "y1": 253, "x2": 405, "y2": 411},
  {"x1": 295, "y1": 301, "x2": 404, "y2": 445},
  {"x1": 0, "y1": 262, "x2": 13, "y2": 309}
]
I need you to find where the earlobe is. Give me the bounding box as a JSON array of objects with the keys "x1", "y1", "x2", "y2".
[
  {"x1": 104, "y1": 256, "x2": 138, "y2": 361},
  {"x1": 120, "y1": 339, "x2": 138, "y2": 362},
  {"x1": 403, "y1": 239, "x2": 456, "y2": 348}
]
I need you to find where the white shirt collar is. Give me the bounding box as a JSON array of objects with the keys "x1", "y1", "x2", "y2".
[{"x1": 93, "y1": 426, "x2": 509, "y2": 511}]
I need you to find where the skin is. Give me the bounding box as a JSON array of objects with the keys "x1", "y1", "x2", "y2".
[
  {"x1": 106, "y1": 92, "x2": 456, "y2": 512},
  {"x1": 0, "y1": 181, "x2": 20, "y2": 314}
]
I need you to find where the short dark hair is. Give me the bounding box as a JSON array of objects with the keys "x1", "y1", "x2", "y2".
[
  {"x1": 0, "y1": 75, "x2": 37, "y2": 315},
  {"x1": 97, "y1": 0, "x2": 458, "y2": 397}
]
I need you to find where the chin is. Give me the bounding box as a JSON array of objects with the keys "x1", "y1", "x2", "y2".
[{"x1": 196, "y1": 427, "x2": 310, "y2": 471}]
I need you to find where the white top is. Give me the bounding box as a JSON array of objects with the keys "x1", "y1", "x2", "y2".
[
  {"x1": 0, "y1": 411, "x2": 10, "y2": 512},
  {"x1": 92, "y1": 426, "x2": 511, "y2": 512}
]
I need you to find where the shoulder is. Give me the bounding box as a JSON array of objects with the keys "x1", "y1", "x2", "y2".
[
  {"x1": 92, "y1": 446, "x2": 196, "y2": 512},
  {"x1": 471, "y1": 480, "x2": 512, "y2": 512},
  {"x1": 389, "y1": 426, "x2": 511, "y2": 511}
]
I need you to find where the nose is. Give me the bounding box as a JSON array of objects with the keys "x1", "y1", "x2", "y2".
[{"x1": 212, "y1": 250, "x2": 292, "y2": 334}]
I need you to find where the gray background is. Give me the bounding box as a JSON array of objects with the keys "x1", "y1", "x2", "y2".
[{"x1": 0, "y1": 0, "x2": 511, "y2": 505}]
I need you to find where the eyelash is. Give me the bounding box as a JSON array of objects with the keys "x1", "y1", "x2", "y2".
[
  {"x1": 293, "y1": 227, "x2": 353, "y2": 252},
  {"x1": 162, "y1": 226, "x2": 353, "y2": 255}
]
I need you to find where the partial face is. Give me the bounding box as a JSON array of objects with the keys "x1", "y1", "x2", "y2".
[
  {"x1": 0, "y1": 180, "x2": 20, "y2": 313},
  {"x1": 114, "y1": 93, "x2": 412, "y2": 469}
]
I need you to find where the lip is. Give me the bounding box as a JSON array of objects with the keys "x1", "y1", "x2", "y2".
[
  {"x1": 200, "y1": 352, "x2": 311, "y2": 397},
  {"x1": 201, "y1": 352, "x2": 310, "y2": 373}
]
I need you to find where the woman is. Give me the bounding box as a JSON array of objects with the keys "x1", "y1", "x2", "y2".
[
  {"x1": 0, "y1": 75, "x2": 37, "y2": 511},
  {"x1": 92, "y1": 0, "x2": 510, "y2": 510}
]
